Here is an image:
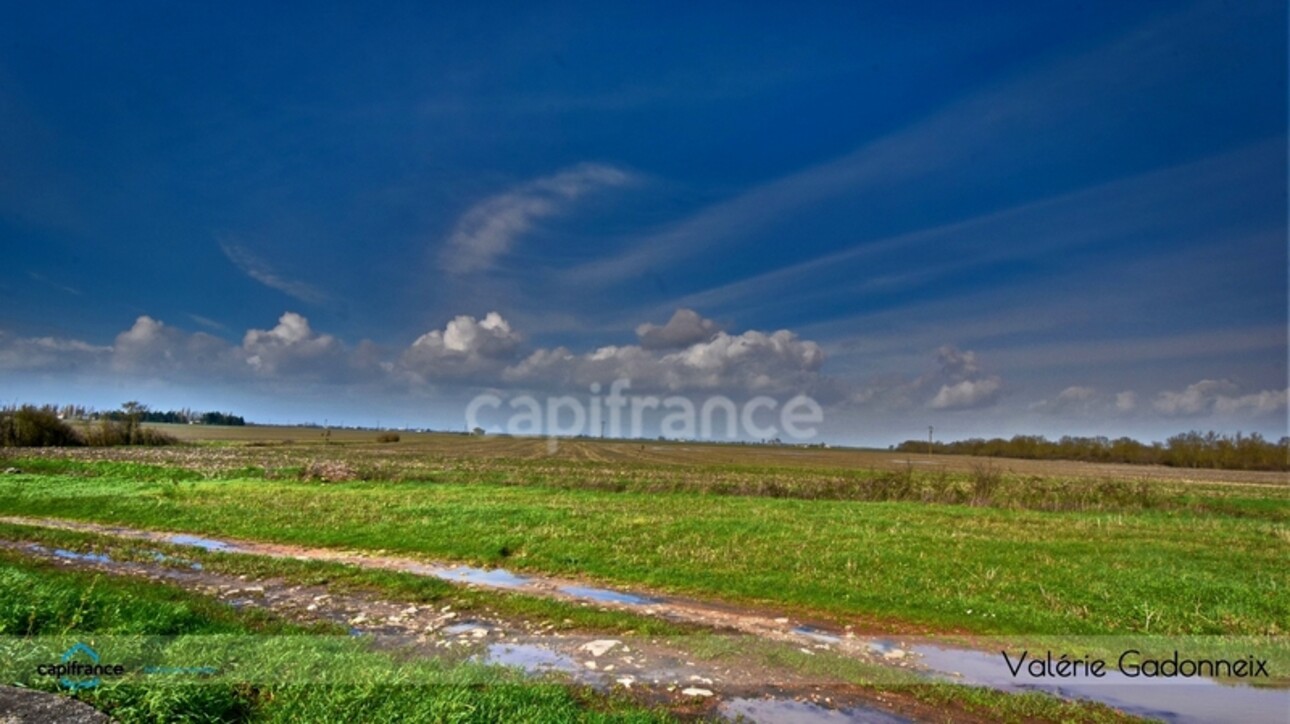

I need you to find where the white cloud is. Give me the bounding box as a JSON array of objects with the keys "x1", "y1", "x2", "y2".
[
  {"x1": 1214, "y1": 389, "x2": 1289, "y2": 416},
  {"x1": 1029, "y1": 385, "x2": 1099, "y2": 414},
  {"x1": 187, "y1": 314, "x2": 227, "y2": 331},
  {"x1": 1, "y1": 310, "x2": 820, "y2": 397},
  {"x1": 441, "y1": 163, "x2": 633, "y2": 274},
  {"x1": 930, "y1": 377, "x2": 1003, "y2": 410},
  {"x1": 1057, "y1": 386, "x2": 1096, "y2": 402},
  {"x1": 502, "y1": 311, "x2": 824, "y2": 395},
  {"x1": 2, "y1": 311, "x2": 1282, "y2": 438},
  {"x1": 934, "y1": 345, "x2": 981, "y2": 381},
  {"x1": 401, "y1": 312, "x2": 523, "y2": 381},
  {"x1": 1154, "y1": 379, "x2": 1288, "y2": 417},
  {"x1": 636, "y1": 308, "x2": 721, "y2": 350},
  {"x1": 220, "y1": 242, "x2": 328, "y2": 305},
  {"x1": 0, "y1": 333, "x2": 110, "y2": 371},
  {"x1": 241, "y1": 312, "x2": 343, "y2": 375},
  {"x1": 112, "y1": 316, "x2": 232, "y2": 374},
  {"x1": 1115, "y1": 390, "x2": 1138, "y2": 411},
  {"x1": 921, "y1": 345, "x2": 1003, "y2": 410}
]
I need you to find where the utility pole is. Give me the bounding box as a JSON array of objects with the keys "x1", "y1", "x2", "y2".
[{"x1": 928, "y1": 426, "x2": 934, "y2": 457}]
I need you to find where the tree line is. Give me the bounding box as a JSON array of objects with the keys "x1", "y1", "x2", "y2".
[
  {"x1": 893, "y1": 431, "x2": 1289, "y2": 471},
  {"x1": 32, "y1": 404, "x2": 244, "y2": 426},
  {"x1": 2, "y1": 402, "x2": 245, "y2": 448}
]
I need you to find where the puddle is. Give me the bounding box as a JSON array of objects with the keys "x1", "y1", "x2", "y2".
[
  {"x1": 721, "y1": 697, "x2": 909, "y2": 723},
  {"x1": 558, "y1": 585, "x2": 660, "y2": 606},
  {"x1": 866, "y1": 640, "x2": 899, "y2": 655},
  {"x1": 431, "y1": 565, "x2": 532, "y2": 588},
  {"x1": 167, "y1": 534, "x2": 236, "y2": 552},
  {"x1": 475, "y1": 642, "x2": 584, "y2": 677},
  {"x1": 443, "y1": 621, "x2": 492, "y2": 635},
  {"x1": 148, "y1": 550, "x2": 203, "y2": 570},
  {"x1": 52, "y1": 548, "x2": 112, "y2": 564},
  {"x1": 793, "y1": 626, "x2": 843, "y2": 646},
  {"x1": 10, "y1": 516, "x2": 1282, "y2": 723},
  {"x1": 913, "y1": 645, "x2": 1290, "y2": 724}
]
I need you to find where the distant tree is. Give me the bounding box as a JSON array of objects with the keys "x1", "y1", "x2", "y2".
[
  {"x1": 893, "y1": 430, "x2": 1286, "y2": 471},
  {"x1": 121, "y1": 401, "x2": 147, "y2": 444}
]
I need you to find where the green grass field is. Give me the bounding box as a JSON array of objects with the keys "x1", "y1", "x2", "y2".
[
  {"x1": 0, "y1": 549, "x2": 667, "y2": 723},
  {"x1": 2, "y1": 436, "x2": 1285, "y2": 638},
  {"x1": 4, "y1": 432, "x2": 1285, "y2": 721},
  {"x1": 0, "y1": 525, "x2": 1149, "y2": 723}
]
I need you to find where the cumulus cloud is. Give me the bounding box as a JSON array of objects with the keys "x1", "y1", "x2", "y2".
[
  {"x1": 934, "y1": 345, "x2": 982, "y2": 380},
  {"x1": 0, "y1": 333, "x2": 109, "y2": 372},
  {"x1": 1115, "y1": 390, "x2": 1138, "y2": 411},
  {"x1": 440, "y1": 163, "x2": 634, "y2": 274},
  {"x1": 1154, "y1": 379, "x2": 1288, "y2": 417},
  {"x1": 2, "y1": 308, "x2": 822, "y2": 397},
  {"x1": 1214, "y1": 389, "x2": 1289, "y2": 416},
  {"x1": 930, "y1": 377, "x2": 1003, "y2": 410},
  {"x1": 221, "y1": 242, "x2": 328, "y2": 305},
  {"x1": 635, "y1": 308, "x2": 721, "y2": 350},
  {"x1": 4, "y1": 310, "x2": 1287, "y2": 438},
  {"x1": 394, "y1": 309, "x2": 825, "y2": 396},
  {"x1": 241, "y1": 312, "x2": 344, "y2": 376},
  {"x1": 401, "y1": 312, "x2": 523, "y2": 381},
  {"x1": 0, "y1": 311, "x2": 376, "y2": 386},
  {"x1": 504, "y1": 322, "x2": 824, "y2": 395},
  {"x1": 113, "y1": 316, "x2": 232, "y2": 374},
  {"x1": 837, "y1": 345, "x2": 1003, "y2": 412},
  {"x1": 925, "y1": 345, "x2": 1002, "y2": 410},
  {"x1": 1029, "y1": 385, "x2": 1100, "y2": 414}
]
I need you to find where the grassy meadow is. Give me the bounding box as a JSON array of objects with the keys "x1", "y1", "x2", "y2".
[
  {"x1": 0, "y1": 548, "x2": 666, "y2": 723},
  {"x1": 1, "y1": 428, "x2": 1285, "y2": 721},
  {"x1": 2, "y1": 427, "x2": 1286, "y2": 639}
]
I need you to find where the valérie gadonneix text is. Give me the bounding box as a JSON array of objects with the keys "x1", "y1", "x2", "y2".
[{"x1": 1002, "y1": 650, "x2": 1270, "y2": 679}]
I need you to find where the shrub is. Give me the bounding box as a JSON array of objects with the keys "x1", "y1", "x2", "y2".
[
  {"x1": 82, "y1": 420, "x2": 178, "y2": 447},
  {"x1": 375, "y1": 432, "x2": 401, "y2": 443},
  {"x1": 0, "y1": 406, "x2": 83, "y2": 447},
  {"x1": 969, "y1": 463, "x2": 1002, "y2": 506}
]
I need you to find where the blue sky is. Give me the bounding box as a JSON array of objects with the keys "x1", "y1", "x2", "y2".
[{"x1": 1, "y1": 1, "x2": 1285, "y2": 444}]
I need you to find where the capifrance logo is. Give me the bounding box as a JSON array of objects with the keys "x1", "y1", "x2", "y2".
[
  {"x1": 37, "y1": 643, "x2": 121, "y2": 691},
  {"x1": 465, "y1": 379, "x2": 824, "y2": 441}
]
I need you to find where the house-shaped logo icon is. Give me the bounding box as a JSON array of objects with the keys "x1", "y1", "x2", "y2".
[{"x1": 59, "y1": 642, "x2": 101, "y2": 691}]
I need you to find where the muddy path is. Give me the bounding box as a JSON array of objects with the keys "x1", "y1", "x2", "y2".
[
  {"x1": 0, "y1": 522, "x2": 948, "y2": 723},
  {"x1": 0, "y1": 516, "x2": 937, "y2": 652},
  {"x1": 2, "y1": 516, "x2": 1286, "y2": 724}
]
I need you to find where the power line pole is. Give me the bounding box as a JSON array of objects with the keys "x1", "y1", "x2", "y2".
[{"x1": 928, "y1": 426, "x2": 934, "y2": 457}]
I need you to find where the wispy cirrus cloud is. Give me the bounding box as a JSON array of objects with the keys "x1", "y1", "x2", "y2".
[
  {"x1": 440, "y1": 163, "x2": 634, "y2": 275},
  {"x1": 220, "y1": 241, "x2": 329, "y2": 305},
  {"x1": 562, "y1": 2, "x2": 1271, "y2": 288},
  {"x1": 26, "y1": 271, "x2": 81, "y2": 296},
  {"x1": 186, "y1": 314, "x2": 227, "y2": 331}
]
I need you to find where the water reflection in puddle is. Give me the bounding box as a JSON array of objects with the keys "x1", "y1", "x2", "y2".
[
  {"x1": 443, "y1": 621, "x2": 491, "y2": 635},
  {"x1": 167, "y1": 534, "x2": 235, "y2": 552},
  {"x1": 475, "y1": 643, "x2": 584, "y2": 676},
  {"x1": 432, "y1": 566, "x2": 531, "y2": 588},
  {"x1": 558, "y1": 585, "x2": 660, "y2": 606},
  {"x1": 51, "y1": 548, "x2": 112, "y2": 564},
  {"x1": 793, "y1": 626, "x2": 843, "y2": 645},
  {"x1": 720, "y1": 698, "x2": 908, "y2": 723},
  {"x1": 148, "y1": 550, "x2": 204, "y2": 570},
  {"x1": 912, "y1": 645, "x2": 1290, "y2": 724}
]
